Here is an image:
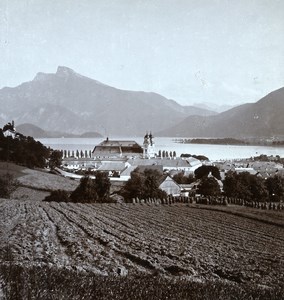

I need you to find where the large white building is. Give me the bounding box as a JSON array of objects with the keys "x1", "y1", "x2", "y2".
[{"x1": 92, "y1": 137, "x2": 143, "y2": 158}]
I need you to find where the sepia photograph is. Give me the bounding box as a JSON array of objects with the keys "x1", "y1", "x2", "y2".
[{"x1": 0, "y1": 0, "x2": 284, "y2": 299}]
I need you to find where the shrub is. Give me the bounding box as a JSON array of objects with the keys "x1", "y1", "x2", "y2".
[
  {"x1": 0, "y1": 173, "x2": 19, "y2": 198},
  {"x1": 44, "y1": 189, "x2": 70, "y2": 202}
]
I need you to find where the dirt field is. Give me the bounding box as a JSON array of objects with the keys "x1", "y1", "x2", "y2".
[{"x1": 0, "y1": 200, "x2": 283, "y2": 289}]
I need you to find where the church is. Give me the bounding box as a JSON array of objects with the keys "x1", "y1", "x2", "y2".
[
  {"x1": 142, "y1": 132, "x2": 156, "y2": 159},
  {"x1": 92, "y1": 133, "x2": 156, "y2": 159}
]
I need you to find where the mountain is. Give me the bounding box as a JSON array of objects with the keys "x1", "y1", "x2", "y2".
[
  {"x1": 193, "y1": 102, "x2": 237, "y2": 113},
  {"x1": 16, "y1": 123, "x2": 102, "y2": 138},
  {"x1": 0, "y1": 66, "x2": 215, "y2": 136},
  {"x1": 16, "y1": 123, "x2": 48, "y2": 138},
  {"x1": 158, "y1": 87, "x2": 284, "y2": 138}
]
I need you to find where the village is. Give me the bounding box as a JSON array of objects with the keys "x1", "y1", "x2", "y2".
[
  {"x1": 1, "y1": 121, "x2": 284, "y2": 200},
  {"x1": 55, "y1": 131, "x2": 284, "y2": 199}
]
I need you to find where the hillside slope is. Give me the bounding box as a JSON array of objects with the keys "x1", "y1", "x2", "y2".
[{"x1": 158, "y1": 87, "x2": 284, "y2": 138}]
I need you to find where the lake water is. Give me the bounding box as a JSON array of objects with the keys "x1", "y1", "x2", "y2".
[{"x1": 38, "y1": 137, "x2": 284, "y2": 161}]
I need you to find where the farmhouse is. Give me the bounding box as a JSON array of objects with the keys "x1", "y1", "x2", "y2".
[
  {"x1": 159, "y1": 175, "x2": 181, "y2": 196},
  {"x1": 97, "y1": 161, "x2": 131, "y2": 176}
]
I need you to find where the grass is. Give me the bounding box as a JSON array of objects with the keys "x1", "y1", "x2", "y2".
[
  {"x1": 0, "y1": 162, "x2": 26, "y2": 178},
  {"x1": 0, "y1": 162, "x2": 78, "y2": 201}
]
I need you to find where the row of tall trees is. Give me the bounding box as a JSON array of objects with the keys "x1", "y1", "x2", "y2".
[
  {"x1": 62, "y1": 149, "x2": 92, "y2": 158},
  {"x1": 157, "y1": 150, "x2": 176, "y2": 158}
]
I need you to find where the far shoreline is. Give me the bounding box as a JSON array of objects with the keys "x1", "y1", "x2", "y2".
[{"x1": 174, "y1": 137, "x2": 284, "y2": 147}]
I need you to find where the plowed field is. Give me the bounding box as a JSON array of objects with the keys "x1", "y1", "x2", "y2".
[{"x1": 0, "y1": 200, "x2": 283, "y2": 288}]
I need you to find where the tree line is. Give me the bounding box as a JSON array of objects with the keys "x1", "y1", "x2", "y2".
[
  {"x1": 171, "y1": 165, "x2": 284, "y2": 202},
  {"x1": 0, "y1": 129, "x2": 63, "y2": 169}
]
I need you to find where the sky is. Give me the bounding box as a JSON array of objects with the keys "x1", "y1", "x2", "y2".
[{"x1": 0, "y1": 0, "x2": 284, "y2": 107}]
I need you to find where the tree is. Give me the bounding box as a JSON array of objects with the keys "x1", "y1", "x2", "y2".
[
  {"x1": 49, "y1": 150, "x2": 62, "y2": 169},
  {"x1": 70, "y1": 176, "x2": 98, "y2": 203},
  {"x1": 143, "y1": 169, "x2": 166, "y2": 199},
  {"x1": 223, "y1": 171, "x2": 269, "y2": 202},
  {"x1": 194, "y1": 165, "x2": 221, "y2": 180},
  {"x1": 173, "y1": 172, "x2": 195, "y2": 184},
  {"x1": 0, "y1": 173, "x2": 19, "y2": 199},
  {"x1": 197, "y1": 177, "x2": 221, "y2": 196},
  {"x1": 0, "y1": 133, "x2": 50, "y2": 168},
  {"x1": 266, "y1": 175, "x2": 284, "y2": 202},
  {"x1": 192, "y1": 155, "x2": 209, "y2": 161},
  {"x1": 94, "y1": 171, "x2": 111, "y2": 201},
  {"x1": 222, "y1": 170, "x2": 239, "y2": 197},
  {"x1": 122, "y1": 168, "x2": 167, "y2": 201},
  {"x1": 250, "y1": 176, "x2": 268, "y2": 202},
  {"x1": 122, "y1": 170, "x2": 145, "y2": 200},
  {"x1": 69, "y1": 173, "x2": 111, "y2": 203}
]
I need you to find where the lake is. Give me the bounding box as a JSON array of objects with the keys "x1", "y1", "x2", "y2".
[{"x1": 38, "y1": 137, "x2": 284, "y2": 161}]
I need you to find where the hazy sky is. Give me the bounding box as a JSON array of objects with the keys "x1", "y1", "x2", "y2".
[{"x1": 0, "y1": 0, "x2": 283, "y2": 106}]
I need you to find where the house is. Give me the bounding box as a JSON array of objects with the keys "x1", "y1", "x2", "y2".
[
  {"x1": 159, "y1": 175, "x2": 181, "y2": 196},
  {"x1": 122, "y1": 165, "x2": 182, "y2": 196},
  {"x1": 97, "y1": 161, "x2": 130, "y2": 177},
  {"x1": 127, "y1": 157, "x2": 202, "y2": 173},
  {"x1": 234, "y1": 167, "x2": 257, "y2": 175},
  {"x1": 120, "y1": 165, "x2": 138, "y2": 181},
  {"x1": 2, "y1": 121, "x2": 18, "y2": 138},
  {"x1": 135, "y1": 164, "x2": 164, "y2": 174},
  {"x1": 179, "y1": 181, "x2": 201, "y2": 197}
]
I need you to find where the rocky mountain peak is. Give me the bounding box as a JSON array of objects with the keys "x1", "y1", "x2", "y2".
[
  {"x1": 33, "y1": 72, "x2": 50, "y2": 81},
  {"x1": 56, "y1": 66, "x2": 76, "y2": 77}
]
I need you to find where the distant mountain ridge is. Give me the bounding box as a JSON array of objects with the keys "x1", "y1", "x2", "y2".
[
  {"x1": 193, "y1": 102, "x2": 237, "y2": 113},
  {"x1": 16, "y1": 123, "x2": 102, "y2": 138},
  {"x1": 0, "y1": 66, "x2": 215, "y2": 136},
  {"x1": 158, "y1": 87, "x2": 284, "y2": 138}
]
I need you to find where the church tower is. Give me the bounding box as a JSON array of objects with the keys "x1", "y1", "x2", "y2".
[{"x1": 143, "y1": 132, "x2": 155, "y2": 159}]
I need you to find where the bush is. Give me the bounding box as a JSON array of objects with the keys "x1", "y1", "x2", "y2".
[
  {"x1": 0, "y1": 173, "x2": 19, "y2": 198},
  {"x1": 44, "y1": 189, "x2": 70, "y2": 202}
]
